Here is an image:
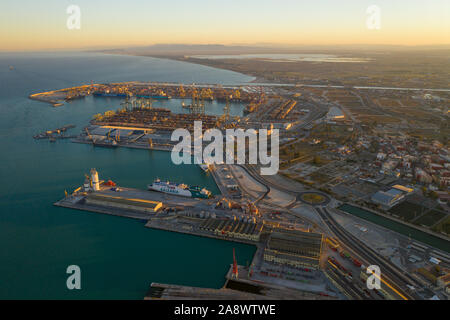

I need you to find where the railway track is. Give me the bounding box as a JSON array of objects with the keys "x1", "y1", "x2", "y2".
[
  {"x1": 318, "y1": 207, "x2": 421, "y2": 300},
  {"x1": 239, "y1": 164, "x2": 421, "y2": 299}
]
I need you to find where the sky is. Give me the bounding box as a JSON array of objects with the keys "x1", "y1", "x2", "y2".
[{"x1": 0, "y1": 0, "x2": 449, "y2": 51}]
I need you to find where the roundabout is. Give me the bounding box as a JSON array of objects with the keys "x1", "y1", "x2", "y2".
[{"x1": 297, "y1": 192, "x2": 330, "y2": 206}]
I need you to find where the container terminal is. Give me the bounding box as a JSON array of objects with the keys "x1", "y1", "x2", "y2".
[{"x1": 42, "y1": 81, "x2": 450, "y2": 300}]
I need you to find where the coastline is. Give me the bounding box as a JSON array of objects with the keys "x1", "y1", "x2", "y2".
[{"x1": 96, "y1": 51, "x2": 450, "y2": 91}]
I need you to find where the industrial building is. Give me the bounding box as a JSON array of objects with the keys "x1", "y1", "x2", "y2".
[
  {"x1": 326, "y1": 106, "x2": 345, "y2": 120},
  {"x1": 200, "y1": 217, "x2": 263, "y2": 242},
  {"x1": 263, "y1": 229, "x2": 323, "y2": 269},
  {"x1": 85, "y1": 193, "x2": 162, "y2": 214},
  {"x1": 371, "y1": 188, "x2": 406, "y2": 209}
]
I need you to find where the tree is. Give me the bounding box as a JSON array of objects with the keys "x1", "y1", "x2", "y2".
[
  {"x1": 313, "y1": 156, "x2": 322, "y2": 165},
  {"x1": 429, "y1": 191, "x2": 438, "y2": 200}
]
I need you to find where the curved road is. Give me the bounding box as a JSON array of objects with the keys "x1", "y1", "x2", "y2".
[{"x1": 240, "y1": 164, "x2": 422, "y2": 300}]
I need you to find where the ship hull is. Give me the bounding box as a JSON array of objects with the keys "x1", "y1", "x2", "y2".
[
  {"x1": 93, "y1": 93, "x2": 127, "y2": 98},
  {"x1": 93, "y1": 141, "x2": 118, "y2": 148},
  {"x1": 148, "y1": 184, "x2": 192, "y2": 197},
  {"x1": 136, "y1": 95, "x2": 170, "y2": 100},
  {"x1": 148, "y1": 181, "x2": 211, "y2": 199}
]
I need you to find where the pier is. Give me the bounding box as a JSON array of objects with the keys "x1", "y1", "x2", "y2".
[{"x1": 33, "y1": 124, "x2": 76, "y2": 141}]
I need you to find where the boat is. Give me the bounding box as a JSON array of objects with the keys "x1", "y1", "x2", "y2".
[
  {"x1": 148, "y1": 178, "x2": 212, "y2": 199},
  {"x1": 194, "y1": 154, "x2": 210, "y2": 172},
  {"x1": 93, "y1": 92, "x2": 127, "y2": 98},
  {"x1": 136, "y1": 94, "x2": 170, "y2": 100},
  {"x1": 93, "y1": 140, "x2": 118, "y2": 148}
]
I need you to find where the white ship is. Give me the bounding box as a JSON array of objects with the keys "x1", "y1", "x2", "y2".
[{"x1": 148, "y1": 178, "x2": 212, "y2": 199}]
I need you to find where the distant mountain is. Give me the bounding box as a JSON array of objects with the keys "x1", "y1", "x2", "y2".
[
  {"x1": 98, "y1": 43, "x2": 450, "y2": 56},
  {"x1": 100, "y1": 44, "x2": 287, "y2": 56}
]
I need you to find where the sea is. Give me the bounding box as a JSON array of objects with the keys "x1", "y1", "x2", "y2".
[{"x1": 0, "y1": 52, "x2": 256, "y2": 299}]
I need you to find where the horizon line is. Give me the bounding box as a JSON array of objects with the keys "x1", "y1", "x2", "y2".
[{"x1": 2, "y1": 42, "x2": 450, "y2": 53}]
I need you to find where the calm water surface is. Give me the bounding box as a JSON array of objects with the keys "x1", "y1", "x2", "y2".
[{"x1": 0, "y1": 52, "x2": 255, "y2": 299}]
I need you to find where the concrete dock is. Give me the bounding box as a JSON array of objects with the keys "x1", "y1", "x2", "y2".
[{"x1": 146, "y1": 264, "x2": 336, "y2": 300}]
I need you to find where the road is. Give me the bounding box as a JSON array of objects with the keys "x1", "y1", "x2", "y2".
[{"x1": 240, "y1": 164, "x2": 423, "y2": 300}]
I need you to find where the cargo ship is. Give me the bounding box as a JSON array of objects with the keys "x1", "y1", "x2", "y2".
[
  {"x1": 148, "y1": 178, "x2": 212, "y2": 199},
  {"x1": 136, "y1": 94, "x2": 171, "y2": 100},
  {"x1": 92, "y1": 140, "x2": 118, "y2": 148},
  {"x1": 93, "y1": 92, "x2": 127, "y2": 98}
]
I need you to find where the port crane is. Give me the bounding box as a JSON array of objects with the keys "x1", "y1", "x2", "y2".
[
  {"x1": 189, "y1": 87, "x2": 205, "y2": 114},
  {"x1": 232, "y1": 248, "x2": 238, "y2": 279},
  {"x1": 218, "y1": 97, "x2": 231, "y2": 128},
  {"x1": 178, "y1": 85, "x2": 186, "y2": 98},
  {"x1": 85, "y1": 128, "x2": 94, "y2": 142}
]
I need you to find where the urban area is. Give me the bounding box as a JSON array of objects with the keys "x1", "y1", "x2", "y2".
[{"x1": 30, "y1": 76, "x2": 450, "y2": 300}]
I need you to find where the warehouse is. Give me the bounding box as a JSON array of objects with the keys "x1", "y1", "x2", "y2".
[
  {"x1": 86, "y1": 193, "x2": 162, "y2": 214},
  {"x1": 264, "y1": 229, "x2": 323, "y2": 269}
]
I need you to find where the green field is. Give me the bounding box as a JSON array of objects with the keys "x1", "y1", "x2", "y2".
[
  {"x1": 389, "y1": 201, "x2": 425, "y2": 222},
  {"x1": 414, "y1": 210, "x2": 447, "y2": 227},
  {"x1": 432, "y1": 216, "x2": 450, "y2": 236}
]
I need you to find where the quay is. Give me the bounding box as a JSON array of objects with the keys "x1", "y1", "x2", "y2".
[
  {"x1": 146, "y1": 264, "x2": 336, "y2": 300},
  {"x1": 33, "y1": 124, "x2": 76, "y2": 140}
]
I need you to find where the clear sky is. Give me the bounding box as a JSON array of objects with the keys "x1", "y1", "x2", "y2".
[{"x1": 1, "y1": 0, "x2": 449, "y2": 51}]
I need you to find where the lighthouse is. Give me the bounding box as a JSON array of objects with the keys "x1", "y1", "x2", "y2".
[{"x1": 90, "y1": 168, "x2": 100, "y2": 191}]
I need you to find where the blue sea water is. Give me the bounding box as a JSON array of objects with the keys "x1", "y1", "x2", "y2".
[{"x1": 0, "y1": 52, "x2": 255, "y2": 299}]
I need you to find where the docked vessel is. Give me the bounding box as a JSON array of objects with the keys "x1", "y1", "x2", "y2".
[
  {"x1": 138, "y1": 94, "x2": 170, "y2": 100},
  {"x1": 193, "y1": 154, "x2": 210, "y2": 172},
  {"x1": 93, "y1": 92, "x2": 127, "y2": 98},
  {"x1": 148, "y1": 178, "x2": 212, "y2": 199},
  {"x1": 92, "y1": 140, "x2": 118, "y2": 148}
]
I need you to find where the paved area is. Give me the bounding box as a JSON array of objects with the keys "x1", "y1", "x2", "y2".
[{"x1": 98, "y1": 187, "x2": 205, "y2": 207}]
